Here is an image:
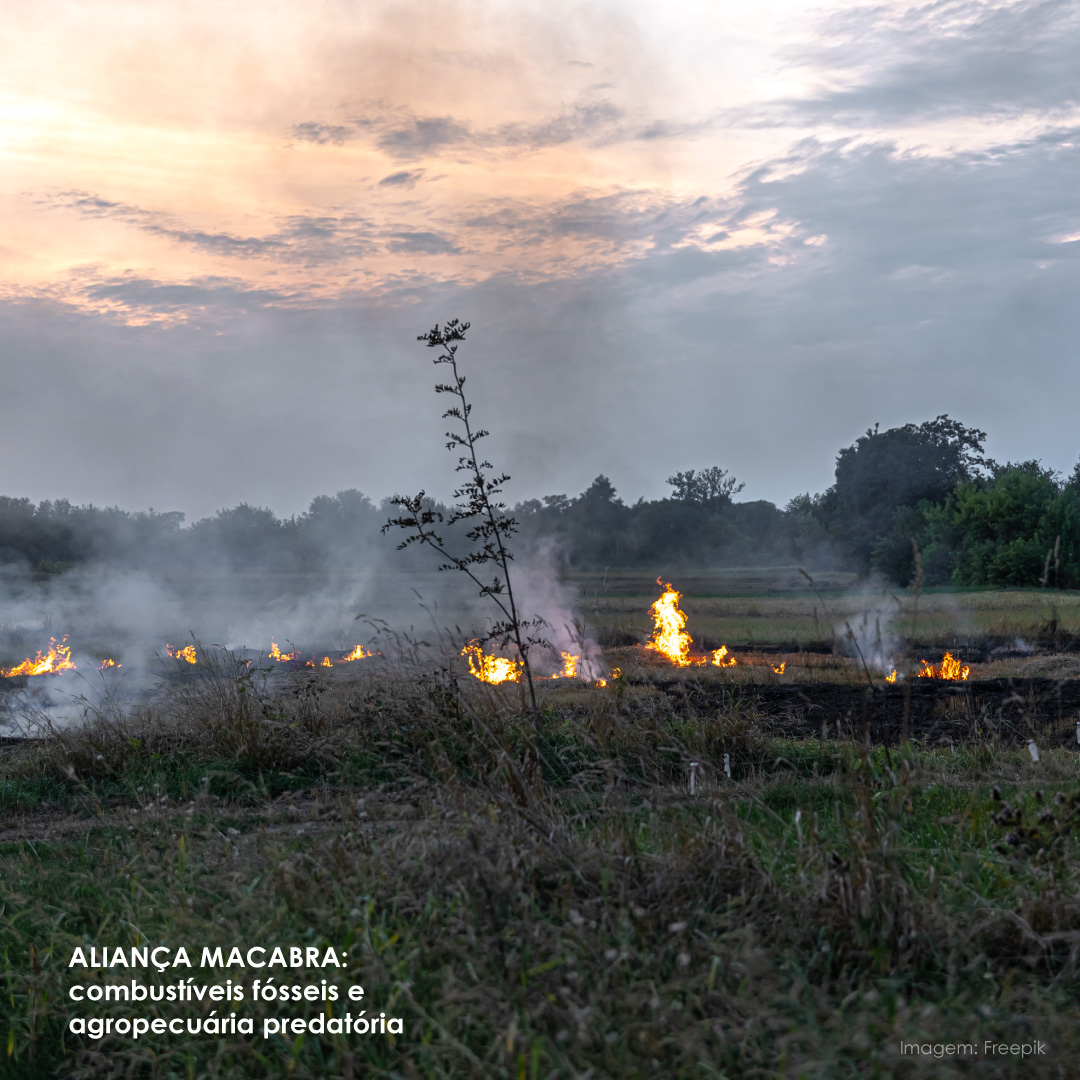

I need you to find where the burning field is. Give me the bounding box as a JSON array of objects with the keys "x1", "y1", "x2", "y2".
[
  {"x1": 4, "y1": 570, "x2": 1080, "y2": 1078},
  {"x1": 405, "y1": 578, "x2": 1080, "y2": 749},
  {"x1": 0, "y1": 577, "x2": 1065, "y2": 749}
]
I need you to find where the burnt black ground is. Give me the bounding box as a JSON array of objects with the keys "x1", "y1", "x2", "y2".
[{"x1": 649, "y1": 677, "x2": 1080, "y2": 747}]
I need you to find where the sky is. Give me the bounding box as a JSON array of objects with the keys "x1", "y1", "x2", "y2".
[{"x1": 1, "y1": 0, "x2": 1078, "y2": 521}]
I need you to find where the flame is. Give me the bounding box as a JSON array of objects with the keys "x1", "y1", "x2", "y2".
[
  {"x1": 596, "y1": 667, "x2": 622, "y2": 689},
  {"x1": 550, "y1": 652, "x2": 579, "y2": 679},
  {"x1": 321, "y1": 656, "x2": 333, "y2": 668},
  {"x1": 710, "y1": 645, "x2": 737, "y2": 668},
  {"x1": 917, "y1": 652, "x2": 969, "y2": 680},
  {"x1": 1, "y1": 637, "x2": 77, "y2": 678},
  {"x1": 771, "y1": 662, "x2": 785, "y2": 675},
  {"x1": 166, "y1": 644, "x2": 197, "y2": 664},
  {"x1": 646, "y1": 581, "x2": 696, "y2": 666},
  {"x1": 646, "y1": 581, "x2": 736, "y2": 668},
  {"x1": 462, "y1": 641, "x2": 522, "y2": 684},
  {"x1": 885, "y1": 669, "x2": 898, "y2": 684},
  {"x1": 268, "y1": 641, "x2": 297, "y2": 662},
  {"x1": 340, "y1": 645, "x2": 375, "y2": 662},
  {"x1": 99, "y1": 658, "x2": 119, "y2": 669}
]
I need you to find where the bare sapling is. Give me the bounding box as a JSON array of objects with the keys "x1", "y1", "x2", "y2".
[{"x1": 383, "y1": 319, "x2": 543, "y2": 720}]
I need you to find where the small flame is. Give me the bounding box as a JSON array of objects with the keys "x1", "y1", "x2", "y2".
[
  {"x1": 462, "y1": 641, "x2": 522, "y2": 684},
  {"x1": 268, "y1": 641, "x2": 297, "y2": 662},
  {"x1": 321, "y1": 656, "x2": 333, "y2": 668},
  {"x1": 885, "y1": 669, "x2": 898, "y2": 684},
  {"x1": 917, "y1": 652, "x2": 969, "y2": 680},
  {"x1": 646, "y1": 581, "x2": 695, "y2": 666},
  {"x1": 166, "y1": 644, "x2": 197, "y2": 664},
  {"x1": 99, "y1": 658, "x2": 119, "y2": 669},
  {"x1": 340, "y1": 645, "x2": 375, "y2": 663},
  {"x1": 710, "y1": 645, "x2": 737, "y2": 668},
  {"x1": 1, "y1": 637, "x2": 76, "y2": 678},
  {"x1": 772, "y1": 662, "x2": 785, "y2": 675},
  {"x1": 597, "y1": 667, "x2": 623, "y2": 688}
]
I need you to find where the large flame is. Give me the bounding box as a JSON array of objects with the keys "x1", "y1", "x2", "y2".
[
  {"x1": 550, "y1": 652, "x2": 579, "y2": 679},
  {"x1": 166, "y1": 644, "x2": 197, "y2": 664},
  {"x1": 646, "y1": 581, "x2": 695, "y2": 666},
  {"x1": 1, "y1": 637, "x2": 76, "y2": 678},
  {"x1": 268, "y1": 641, "x2": 297, "y2": 662},
  {"x1": 917, "y1": 652, "x2": 969, "y2": 680},
  {"x1": 321, "y1": 656, "x2": 333, "y2": 668},
  {"x1": 462, "y1": 641, "x2": 522, "y2": 684},
  {"x1": 646, "y1": 581, "x2": 739, "y2": 669},
  {"x1": 340, "y1": 645, "x2": 375, "y2": 663}
]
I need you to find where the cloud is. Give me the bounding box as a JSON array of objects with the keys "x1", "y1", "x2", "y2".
[
  {"x1": 492, "y1": 100, "x2": 626, "y2": 149},
  {"x1": 375, "y1": 115, "x2": 472, "y2": 160},
  {"x1": 44, "y1": 180, "x2": 742, "y2": 279},
  {"x1": 738, "y1": 0, "x2": 1080, "y2": 129},
  {"x1": 6, "y1": 113, "x2": 1080, "y2": 525},
  {"x1": 293, "y1": 93, "x2": 691, "y2": 164},
  {"x1": 141, "y1": 225, "x2": 284, "y2": 258},
  {"x1": 386, "y1": 230, "x2": 461, "y2": 255},
  {"x1": 13, "y1": 0, "x2": 1080, "y2": 518},
  {"x1": 43, "y1": 190, "x2": 151, "y2": 224},
  {"x1": 82, "y1": 276, "x2": 289, "y2": 315},
  {"x1": 44, "y1": 191, "x2": 389, "y2": 265},
  {"x1": 292, "y1": 121, "x2": 352, "y2": 145},
  {"x1": 462, "y1": 189, "x2": 736, "y2": 261},
  {"x1": 47, "y1": 191, "x2": 285, "y2": 258},
  {"x1": 378, "y1": 170, "x2": 424, "y2": 188}
]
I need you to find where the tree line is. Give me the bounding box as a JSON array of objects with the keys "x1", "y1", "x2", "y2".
[{"x1": 1, "y1": 415, "x2": 1077, "y2": 587}]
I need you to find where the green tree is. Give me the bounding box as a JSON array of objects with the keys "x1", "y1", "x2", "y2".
[
  {"x1": 827, "y1": 414, "x2": 988, "y2": 573},
  {"x1": 666, "y1": 466, "x2": 744, "y2": 508},
  {"x1": 950, "y1": 463, "x2": 1080, "y2": 587}
]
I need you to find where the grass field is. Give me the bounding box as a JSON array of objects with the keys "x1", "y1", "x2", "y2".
[
  {"x1": 2, "y1": 581, "x2": 1080, "y2": 1077},
  {"x1": 570, "y1": 570, "x2": 1080, "y2": 655}
]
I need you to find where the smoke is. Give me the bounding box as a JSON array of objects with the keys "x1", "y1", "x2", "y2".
[
  {"x1": 0, "y1": 504, "x2": 609, "y2": 731},
  {"x1": 834, "y1": 594, "x2": 901, "y2": 675},
  {"x1": 510, "y1": 537, "x2": 604, "y2": 680}
]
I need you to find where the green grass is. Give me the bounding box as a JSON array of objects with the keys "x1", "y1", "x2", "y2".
[{"x1": 582, "y1": 579, "x2": 1080, "y2": 650}]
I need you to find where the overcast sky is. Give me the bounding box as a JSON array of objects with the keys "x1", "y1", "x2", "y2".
[{"x1": 1, "y1": 0, "x2": 1077, "y2": 520}]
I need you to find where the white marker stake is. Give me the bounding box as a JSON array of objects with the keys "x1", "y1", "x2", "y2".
[
  {"x1": 689, "y1": 761, "x2": 698, "y2": 796},
  {"x1": 723, "y1": 753, "x2": 731, "y2": 780},
  {"x1": 1075, "y1": 719, "x2": 1079, "y2": 745},
  {"x1": 1028, "y1": 740, "x2": 1040, "y2": 763}
]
